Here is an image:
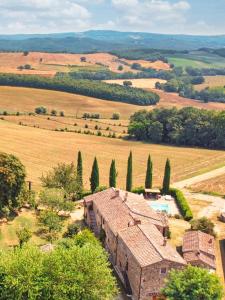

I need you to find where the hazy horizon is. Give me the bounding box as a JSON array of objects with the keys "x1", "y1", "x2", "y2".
[{"x1": 0, "y1": 1, "x2": 225, "y2": 36}]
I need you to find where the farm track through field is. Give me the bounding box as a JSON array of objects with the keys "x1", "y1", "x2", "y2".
[{"x1": 173, "y1": 166, "x2": 225, "y2": 189}]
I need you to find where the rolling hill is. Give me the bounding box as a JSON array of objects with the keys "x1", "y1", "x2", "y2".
[{"x1": 0, "y1": 30, "x2": 225, "y2": 52}]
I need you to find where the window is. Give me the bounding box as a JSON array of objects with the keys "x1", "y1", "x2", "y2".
[{"x1": 160, "y1": 267, "x2": 167, "y2": 274}]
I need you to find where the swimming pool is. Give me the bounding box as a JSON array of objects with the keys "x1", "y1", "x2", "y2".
[{"x1": 150, "y1": 203, "x2": 170, "y2": 214}]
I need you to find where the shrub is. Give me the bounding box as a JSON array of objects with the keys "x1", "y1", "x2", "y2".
[
  {"x1": 170, "y1": 188, "x2": 193, "y2": 221},
  {"x1": 60, "y1": 111, "x2": 64, "y2": 117},
  {"x1": 85, "y1": 124, "x2": 88, "y2": 129},
  {"x1": 132, "y1": 186, "x2": 145, "y2": 194},
  {"x1": 112, "y1": 113, "x2": 120, "y2": 120},
  {"x1": 118, "y1": 65, "x2": 123, "y2": 71},
  {"x1": 123, "y1": 80, "x2": 132, "y2": 87},
  {"x1": 63, "y1": 223, "x2": 80, "y2": 238},
  {"x1": 35, "y1": 106, "x2": 47, "y2": 115},
  {"x1": 190, "y1": 217, "x2": 216, "y2": 237},
  {"x1": 95, "y1": 186, "x2": 108, "y2": 193},
  {"x1": 51, "y1": 109, "x2": 57, "y2": 116}
]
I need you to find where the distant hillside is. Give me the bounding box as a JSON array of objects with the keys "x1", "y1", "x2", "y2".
[{"x1": 0, "y1": 30, "x2": 225, "y2": 52}]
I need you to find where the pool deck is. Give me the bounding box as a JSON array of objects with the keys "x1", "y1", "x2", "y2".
[{"x1": 148, "y1": 197, "x2": 179, "y2": 216}]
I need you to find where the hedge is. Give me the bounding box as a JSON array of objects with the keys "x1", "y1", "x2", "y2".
[{"x1": 170, "y1": 188, "x2": 193, "y2": 221}]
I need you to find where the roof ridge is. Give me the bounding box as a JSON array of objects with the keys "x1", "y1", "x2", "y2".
[{"x1": 137, "y1": 224, "x2": 164, "y2": 261}]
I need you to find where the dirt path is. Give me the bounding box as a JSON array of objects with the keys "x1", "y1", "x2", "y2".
[
  {"x1": 173, "y1": 166, "x2": 225, "y2": 189},
  {"x1": 182, "y1": 189, "x2": 225, "y2": 219}
]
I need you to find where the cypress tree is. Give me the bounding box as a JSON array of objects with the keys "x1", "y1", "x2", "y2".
[
  {"x1": 109, "y1": 159, "x2": 117, "y2": 188},
  {"x1": 162, "y1": 158, "x2": 171, "y2": 195},
  {"x1": 126, "y1": 151, "x2": 133, "y2": 192},
  {"x1": 77, "y1": 151, "x2": 83, "y2": 188},
  {"x1": 145, "y1": 155, "x2": 153, "y2": 189},
  {"x1": 90, "y1": 157, "x2": 99, "y2": 193}
]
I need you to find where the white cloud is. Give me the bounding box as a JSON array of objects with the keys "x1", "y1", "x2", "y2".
[
  {"x1": 0, "y1": 0, "x2": 92, "y2": 33},
  {"x1": 111, "y1": 0, "x2": 190, "y2": 32}
]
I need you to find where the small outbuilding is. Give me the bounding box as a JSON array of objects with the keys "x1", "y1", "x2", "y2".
[
  {"x1": 144, "y1": 188, "x2": 161, "y2": 199},
  {"x1": 182, "y1": 230, "x2": 216, "y2": 271}
]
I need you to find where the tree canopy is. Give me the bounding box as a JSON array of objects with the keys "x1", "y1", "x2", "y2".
[
  {"x1": 162, "y1": 265, "x2": 223, "y2": 300},
  {"x1": 128, "y1": 107, "x2": 225, "y2": 149},
  {"x1": 0, "y1": 230, "x2": 118, "y2": 300},
  {"x1": 0, "y1": 73, "x2": 159, "y2": 106},
  {"x1": 0, "y1": 152, "x2": 26, "y2": 210}
]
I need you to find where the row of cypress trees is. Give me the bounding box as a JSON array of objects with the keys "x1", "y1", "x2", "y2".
[{"x1": 76, "y1": 151, "x2": 171, "y2": 195}]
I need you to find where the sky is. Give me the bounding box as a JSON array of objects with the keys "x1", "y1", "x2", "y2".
[{"x1": 0, "y1": 0, "x2": 225, "y2": 35}]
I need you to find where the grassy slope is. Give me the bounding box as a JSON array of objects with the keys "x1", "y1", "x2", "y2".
[{"x1": 1, "y1": 120, "x2": 225, "y2": 190}]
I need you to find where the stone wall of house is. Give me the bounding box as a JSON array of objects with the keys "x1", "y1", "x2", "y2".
[
  {"x1": 116, "y1": 235, "x2": 142, "y2": 300},
  {"x1": 140, "y1": 260, "x2": 185, "y2": 300},
  {"x1": 102, "y1": 221, "x2": 118, "y2": 264}
]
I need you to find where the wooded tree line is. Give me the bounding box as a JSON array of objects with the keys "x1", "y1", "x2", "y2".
[
  {"x1": 0, "y1": 73, "x2": 159, "y2": 106},
  {"x1": 128, "y1": 107, "x2": 225, "y2": 149}
]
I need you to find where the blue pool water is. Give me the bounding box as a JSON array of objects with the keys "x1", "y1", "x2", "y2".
[{"x1": 150, "y1": 203, "x2": 170, "y2": 213}]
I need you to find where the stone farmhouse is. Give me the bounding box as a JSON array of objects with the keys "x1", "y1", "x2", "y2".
[
  {"x1": 182, "y1": 230, "x2": 216, "y2": 271},
  {"x1": 83, "y1": 188, "x2": 186, "y2": 300}
]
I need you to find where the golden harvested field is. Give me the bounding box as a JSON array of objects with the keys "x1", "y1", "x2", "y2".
[
  {"x1": 1, "y1": 86, "x2": 225, "y2": 124},
  {"x1": 122, "y1": 58, "x2": 171, "y2": 70},
  {"x1": 154, "y1": 89, "x2": 225, "y2": 111},
  {"x1": 1, "y1": 120, "x2": 225, "y2": 190},
  {"x1": 190, "y1": 174, "x2": 225, "y2": 196},
  {"x1": 2, "y1": 115, "x2": 128, "y2": 136},
  {"x1": 195, "y1": 76, "x2": 225, "y2": 91},
  {"x1": 0, "y1": 86, "x2": 143, "y2": 119},
  {"x1": 104, "y1": 78, "x2": 166, "y2": 89},
  {"x1": 0, "y1": 52, "x2": 170, "y2": 76}
]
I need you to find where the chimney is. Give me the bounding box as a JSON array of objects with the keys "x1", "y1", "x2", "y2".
[
  {"x1": 163, "y1": 237, "x2": 167, "y2": 246},
  {"x1": 112, "y1": 189, "x2": 120, "y2": 199},
  {"x1": 133, "y1": 218, "x2": 141, "y2": 226},
  {"x1": 124, "y1": 192, "x2": 128, "y2": 202}
]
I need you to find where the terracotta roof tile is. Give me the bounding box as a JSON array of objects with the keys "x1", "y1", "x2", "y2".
[
  {"x1": 119, "y1": 224, "x2": 186, "y2": 267},
  {"x1": 183, "y1": 231, "x2": 216, "y2": 269}
]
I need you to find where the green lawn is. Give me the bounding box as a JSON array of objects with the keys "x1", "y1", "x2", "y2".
[
  {"x1": 0, "y1": 210, "x2": 44, "y2": 249},
  {"x1": 0, "y1": 209, "x2": 76, "y2": 249},
  {"x1": 168, "y1": 57, "x2": 211, "y2": 68},
  {"x1": 168, "y1": 51, "x2": 225, "y2": 69}
]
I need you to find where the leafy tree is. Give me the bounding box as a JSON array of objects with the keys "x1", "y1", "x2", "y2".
[
  {"x1": 118, "y1": 65, "x2": 123, "y2": 71},
  {"x1": 109, "y1": 159, "x2": 117, "y2": 188},
  {"x1": 0, "y1": 152, "x2": 26, "y2": 210},
  {"x1": 51, "y1": 109, "x2": 57, "y2": 116},
  {"x1": 60, "y1": 111, "x2": 64, "y2": 117},
  {"x1": 39, "y1": 188, "x2": 74, "y2": 213},
  {"x1": 77, "y1": 151, "x2": 83, "y2": 189},
  {"x1": 123, "y1": 80, "x2": 132, "y2": 87},
  {"x1": 162, "y1": 158, "x2": 171, "y2": 194},
  {"x1": 126, "y1": 151, "x2": 133, "y2": 192},
  {"x1": 0, "y1": 230, "x2": 118, "y2": 300},
  {"x1": 145, "y1": 155, "x2": 153, "y2": 189},
  {"x1": 162, "y1": 265, "x2": 223, "y2": 300},
  {"x1": 0, "y1": 73, "x2": 159, "y2": 106},
  {"x1": 112, "y1": 112, "x2": 120, "y2": 120},
  {"x1": 16, "y1": 227, "x2": 32, "y2": 247},
  {"x1": 190, "y1": 217, "x2": 216, "y2": 237},
  {"x1": 35, "y1": 106, "x2": 47, "y2": 115},
  {"x1": 41, "y1": 163, "x2": 81, "y2": 200},
  {"x1": 63, "y1": 223, "x2": 80, "y2": 238},
  {"x1": 128, "y1": 108, "x2": 225, "y2": 150},
  {"x1": 90, "y1": 157, "x2": 99, "y2": 193},
  {"x1": 39, "y1": 210, "x2": 63, "y2": 236}
]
